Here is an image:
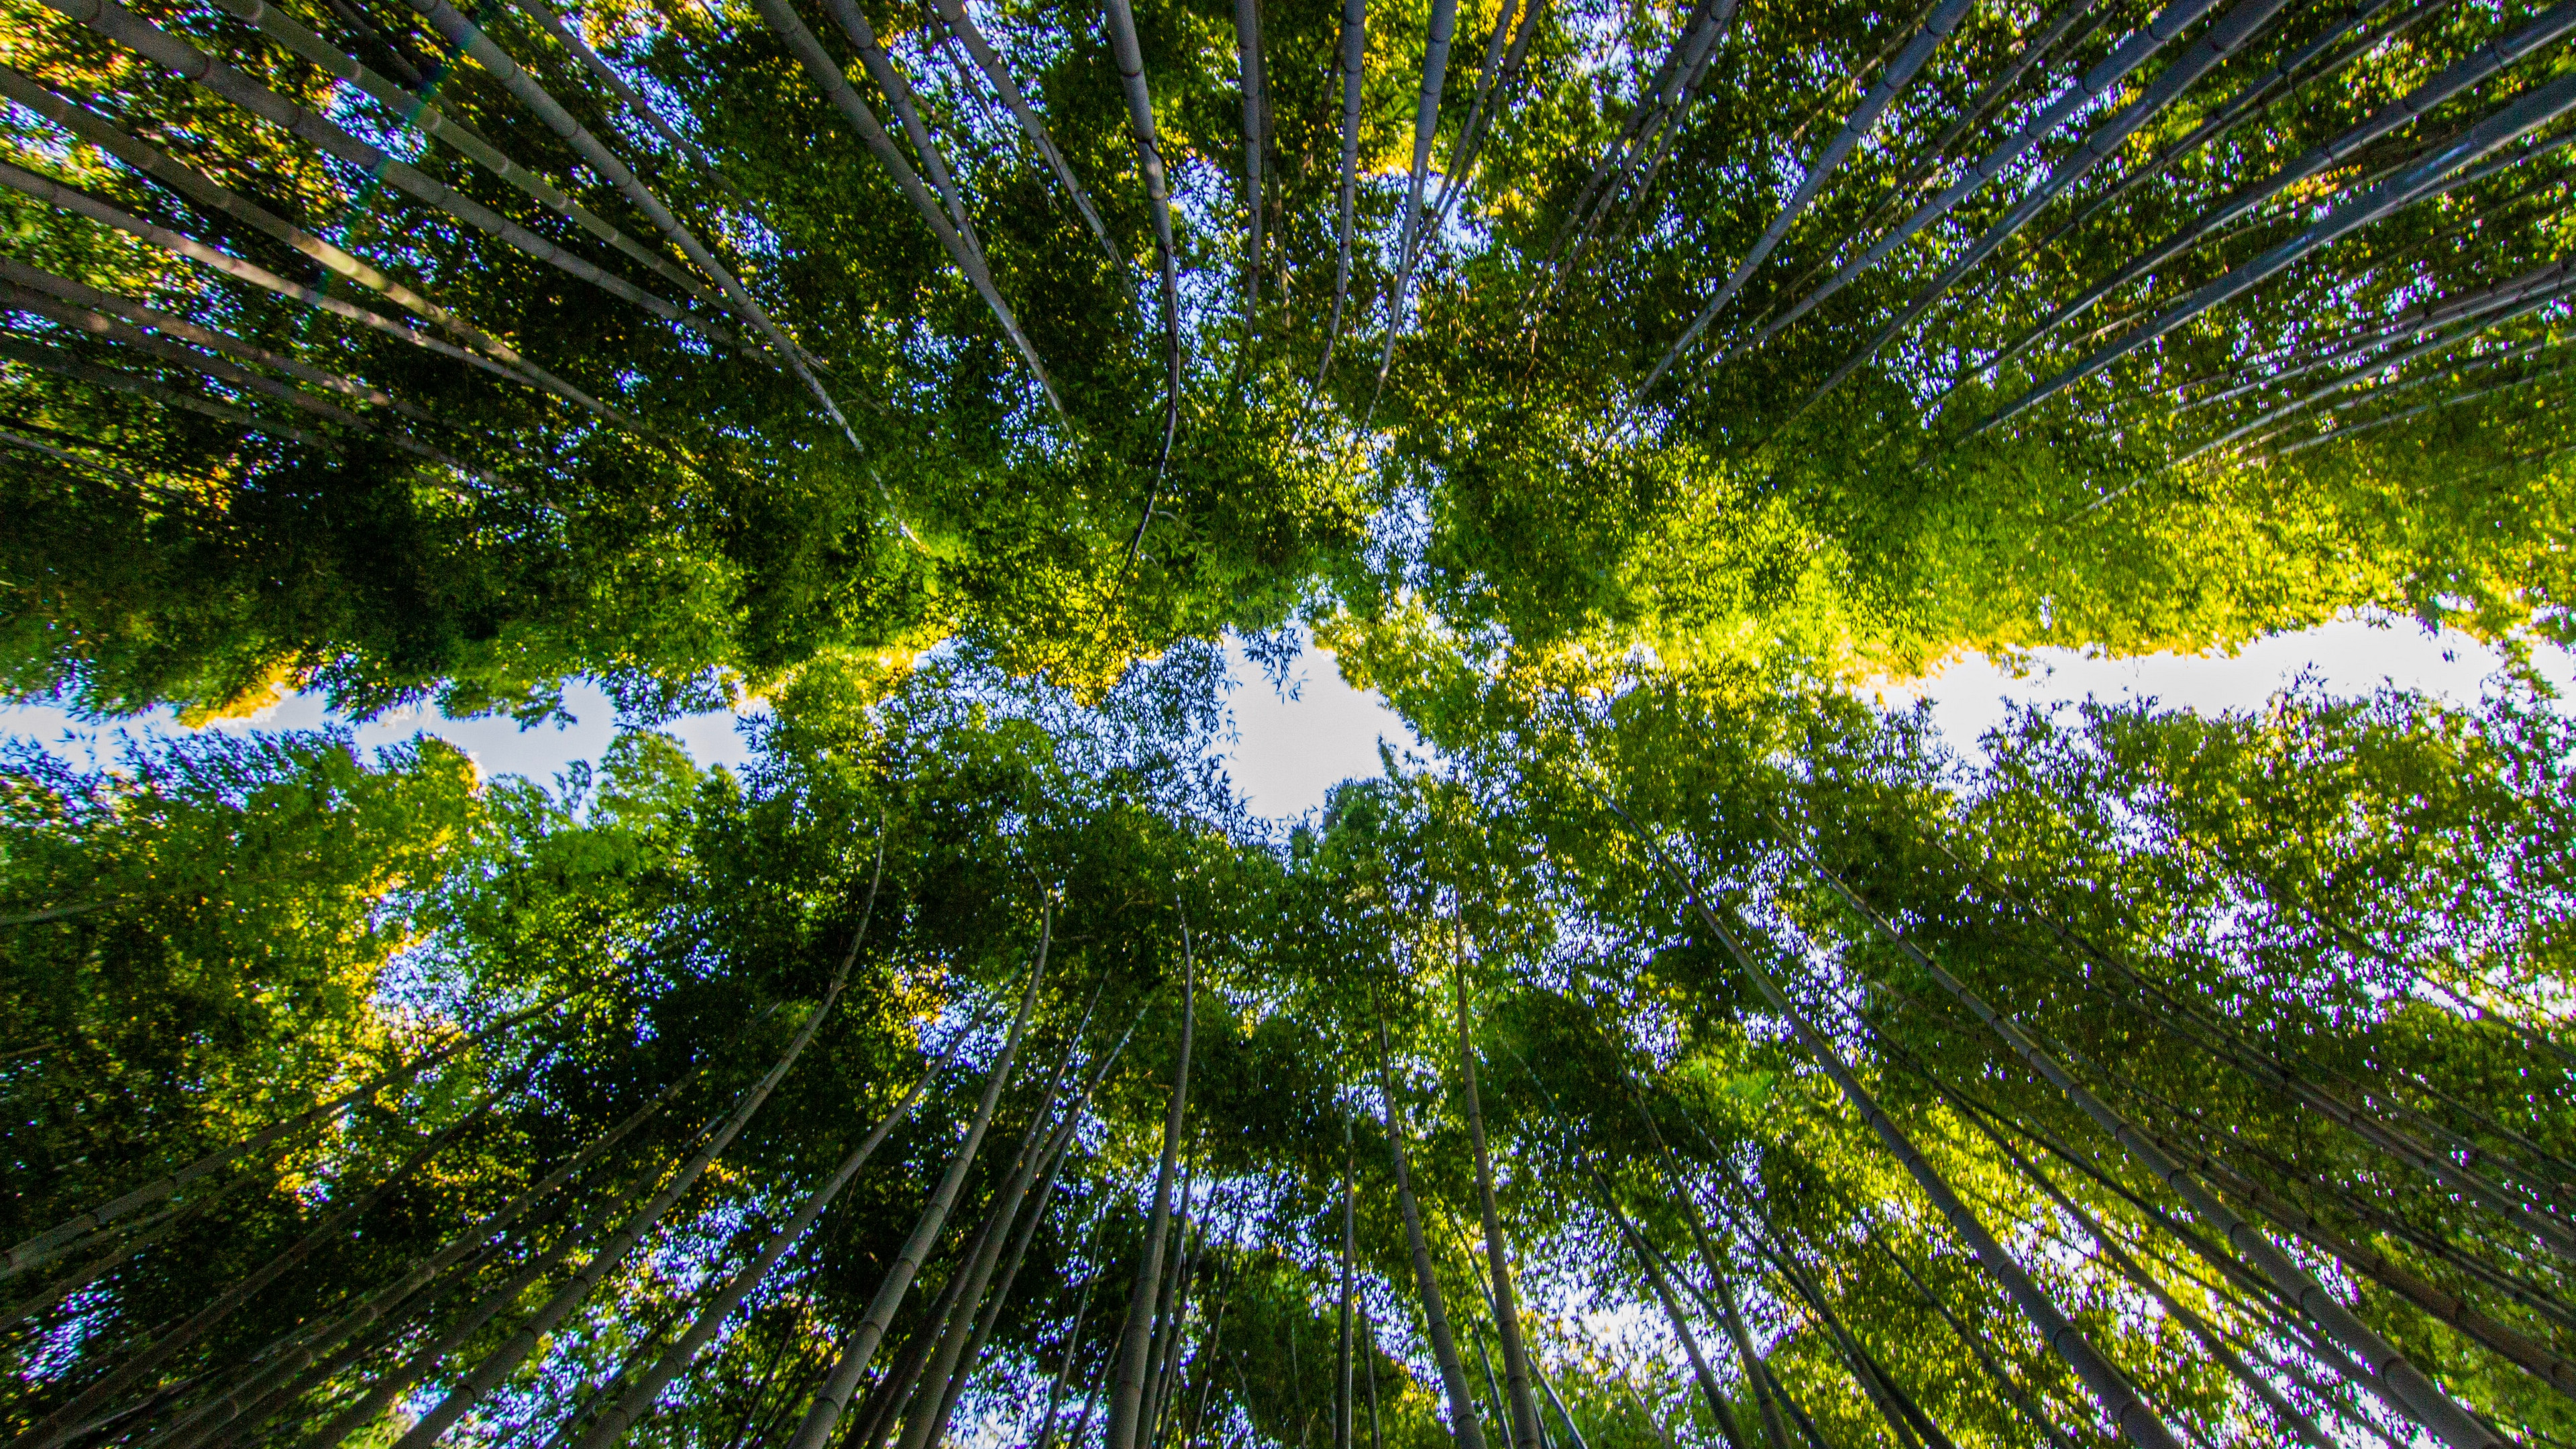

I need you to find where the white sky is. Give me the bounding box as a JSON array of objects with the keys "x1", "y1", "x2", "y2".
[
  {"x1": 1870, "y1": 612, "x2": 2574, "y2": 759},
  {"x1": 0, "y1": 614, "x2": 2561, "y2": 818}
]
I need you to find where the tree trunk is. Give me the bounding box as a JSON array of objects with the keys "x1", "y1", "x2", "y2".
[
  {"x1": 1373, "y1": 998, "x2": 1487, "y2": 1449},
  {"x1": 1601, "y1": 1195, "x2": 1746, "y2": 1449},
  {"x1": 1033, "y1": 1231, "x2": 1106, "y2": 1449},
  {"x1": 1627, "y1": 0, "x2": 1974, "y2": 407},
  {"x1": 928, "y1": 1117, "x2": 1088, "y2": 1442},
  {"x1": 898, "y1": 1095, "x2": 1091, "y2": 1449},
  {"x1": 169, "y1": 1051, "x2": 715, "y2": 1449},
  {"x1": 1985, "y1": 1134, "x2": 2335, "y2": 1449},
  {"x1": 1452, "y1": 955, "x2": 1544, "y2": 1449},
  {"x1": 922, "y1": 0, "x2": 1118, "y2": 263},
  {"x1": 1140, "y1": 1155, "x2": 1201, "y2": 1445},
  {"x1": 18, "y1": 1051, "x2": 546, "y2": 1449},
  {"x1": 3, "y1": 994, "x2": 558, "y2": 1282},
  {"x1": 506, "y1": 0, "x2": 747, "y2": 201},
  {"x1": 1666, "y1": 878, "x2": 2182, "y2": 1449},
  {"x1": 294, "y1": 1187, "x2": 622, "y2": 1449},
  {"x1": 748, "y1": 0, "x2": 1061, "y2": 423},
  {"x1": 1742, "y1": 0, "x2": 2224, "y2": 374},
  {"x1": 1816, "y1": 865, "x2": 2507, "y2": 1449},
  {"x1": 1316, "y1": 0, "x2": 1366, "y2": 382},
  {"x1": 1366, "y1": 0, "x2": 1460, "y2": 400},
  {"x1": 205, "y1": 0, "x2": 729, "y2": 315},
  {"x1": 1099, "y1": 0, "x2": 1184, "y2": 467},
  {"x1": 783, "y1": 916, "x2": 1052, "y2": 1449},
  {"x1": 1807, "y1": 0, "x2": 2306, "y2": 413},
  {"x1": 1338, "y1": 1127, "x2": 1357, "y2": 1449},
  {"x1": 0, "y1": 60, "x2": 514, "y2": 348},
  {"x1": 1236, "y1": 0, "x2": 1267, "y2": 325},
  {"x1": 401, "y1": 0, "x2": 853, "y2": 433},
  {"x1": 1363, "y1": 1301, "x2": 1384, "y2": 1449},
  {"x1": 576, "y1": 1014, "x2": 973, "y2": 1447},
  {"x1": 1108, "y1": 922, "x2": 1197, "y2": 1449},
  {"x1": 43, "y1": 0, "x2": 725, "y2": 345},
  {"x1": 1983, "y1": 0, "x2": 2576, "y2": 385},
  {"x1": 0, "y1": 158, "x2": 615, "y2": 420},
  {"x1": 1663, "y1": 1196, "x2": 1786, "y2": 1449},
  {"x1": 1988, "y1": 69, "x2": 2576, "y2": 429}
]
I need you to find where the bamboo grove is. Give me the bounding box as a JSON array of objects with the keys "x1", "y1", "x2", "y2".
[{"x1": 3, "y1": 0, "x2": 2576, "y2": 1443}]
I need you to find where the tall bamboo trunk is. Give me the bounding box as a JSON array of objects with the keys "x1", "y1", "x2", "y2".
[
  {"x1": 1235, "y1": 0, "x2": 1267, "y2": 325},
  {"x1": 17, "y1": 1051, "x2": 546, "y2": 1449},
  {"x1": 1366, "y1": 0, "x2": 1460, "y2": 403},
  {"x1": 928, "y1": 1118, "x2": 1087, "y2": 1441},
  {"x1": 1107, "y1": 922, "x2": 1197, "y2": 1449},
  {"x1": 1138, "y1": 1206, "x2": 1194, "y2": 1447},
  {"x1": 1664, "y1": 1189, "x2": 1786, "y2": 1449},
  {"x1": 1649, "y1": 861, "x2": 2181, "y2": 1449},
  {"x1": 578, "y1": 1008, "x2": 971, "y2": 1446},
  {"x1": 897, "y1": 1077, "x2": 1093, "y2": 1449},
  {"x1": 1033, "y1": 1224, "x2": 1106, "y2": 1449},
  {"x1": 1338, "y1": 1127, "x2": 1357, "y2": 1449},
  {"x1": 1452, "y1": 956, "x2": 1544, "y2": 1449},
  {"x1": 1813, "y1": 865, "x2": 2504, "y2": 1449},
  {"x1": 400, "y1": 0, "x2": 861, "y2": 437},
  {"x1": 922, "y1": 0, "x2": 1118, "y2": 262},
  {"x1": 1988, "y1": 1132, "x2": 2335, "y2": 1449},
  {"x1": 1627, "y1": 0, "x2": 1974, "y2": 407},
  {"x1": 1099, "y1": 0, "x2": 1183, "y2": 466},
  {"x1": 1990, "y1": 70, "x2": 2576, "y2": 429},
  {"x1": 748, "y1": 0, "x2": 1061, "y2": 423},
  {"x1": 4, "y1": 994, "x2": 557, "y2": 1281},
  {"x1": 782, "y1": 918, "x2": 1052, "y2": 1449},
  {"x1": 1363, "y1": 1301, "x2": 1384, "y2": 1449},
  {"x1": 1316, "y1": 0, "x2": 1365, "y2": 382},
  {"x1": 168, "y1": 1051, "x2": 713, "y2": 1449},
  {"x1": 1373, "y1": 998, "x2": 1486, "y2": 1449},
  {"x1": 1602, "y1": 1195, "x2": 1746, "y2": 1449},
  {"x1": 295, "y1": 1181, "x2": 627, "y2": 1449}
]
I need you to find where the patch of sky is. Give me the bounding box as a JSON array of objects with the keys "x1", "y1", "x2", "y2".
[
  {"x1": 0, "y1": 681, "x2": 758, "y2": 789},
  {"x1": 1218, "y1": 627, "x2": 1423, "y2": 821},
  {"x1": 1864, "y1": 609, "x2": 2576, "y2": 763}
]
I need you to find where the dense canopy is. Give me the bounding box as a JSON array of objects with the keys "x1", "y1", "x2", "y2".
[{"x1": 3, "y1": 0, "x2": 2575, "y2": 1446}]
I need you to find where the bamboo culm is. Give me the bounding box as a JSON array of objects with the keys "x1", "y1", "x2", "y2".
[
  {"x1": 923, "y1": 0, "x2": 1120, "y2": 263},
  {"x1": 389, "y1": 883, "x2": 885, "y2": 1449},
  {"x1": 0, "y1": 160, "x2": 623, "y2": 422},
  {"x1": 897, "y1": 1027, "x2": 1108, "y2": 1449},
  {"x1": 1453, "y1": 954, "x2": 1544, "y2": 1449},
  {"x1": 3, "y1": 996, "x2": 560, "y2": 1282},
  {"x1": 1812, "y1": 865, "x2": 2502, "y2": 1449},
  {"x1": 782, "y1": 913, "x2": 1052, "y2": 1449},
  {"x1": 400, "y1": 0, "x2": 863, "y2": 443},
  {"x1": 1100, "y1": 0, "x2": 1183, "y2": 464},
  {"x1": 1338, "y1": 1126, "x2": 1358, "y2": 1449},
  {"x1": 1989, "y1": 68, "x2": 2576, "y2": 427},
  {"x1": 1602, "y1": 1195, "x2": 1748, "y2": 1449},
  {"x1": 1981, "y1": 0, "x2": 2576, "y2": 386},
  {"x1": 748, "y1": 0, "x2": 1062, "y2": 420},
  {"x1": 1368, "y1": 0, "x2": 1460, "y2": 403},
  {"x1": 204, "y1": 0, "x2": 732, "y2": 317},
  {"x1": 1106, "y1": 920, "x2": 1197, "y2": 1449},
  {"x1": 1660, "y1": 873, "x2": 2182, "y2": 1449},
  {"x1": 1803, "y1": 0, "x2": 2311, "y2": 412},
  {"x1": 13, "y1": 1051, "x2": 548, "y2": 1449},
  {"x1": 161, "y1": 1051, "x2": 720, "y2": 1449},
  {"x1": 572, "y1": 1019, "x2": 975, "y2": 1446},
  {"x1": 1373, "y1": 1000, "x2": 1487, "y2": 1449},
  {"x1": 1316, "y1": 0, "x2": 1366, "y2": 382},
  {"x1": 0, "y1": 64, "x2": 576, "y2": 398},
  {"x1": 1627, "y1": 0, "x2": 1974, "y2": 408}
]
